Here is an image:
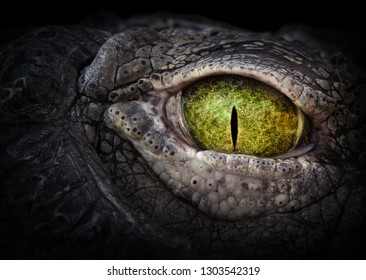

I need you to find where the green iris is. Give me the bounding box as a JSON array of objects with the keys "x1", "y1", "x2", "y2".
[{"x1": 182, "y1": 76, "x2": 303, "y2": 156}]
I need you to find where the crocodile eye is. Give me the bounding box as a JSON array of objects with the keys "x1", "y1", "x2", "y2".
[
  {"x1": 181, "y1": 75, "x2": 307, "y2": 157},
  {"x1": 102, "y1": 32, "x2": 344, "y2": 221}
]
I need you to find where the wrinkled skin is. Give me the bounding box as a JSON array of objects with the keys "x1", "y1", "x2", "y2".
[{"x1": 0, "y1": 15, "x2": 365, "y2": 259}]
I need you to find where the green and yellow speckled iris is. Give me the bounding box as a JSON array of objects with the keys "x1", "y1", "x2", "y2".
[{"x1": 183, "y1": 76, "x2": 303, "y2": 156}]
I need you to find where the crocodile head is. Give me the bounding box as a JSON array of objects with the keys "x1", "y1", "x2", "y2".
[{"x1": 0, "y1": 15, "x2": 365, "y2": 259}]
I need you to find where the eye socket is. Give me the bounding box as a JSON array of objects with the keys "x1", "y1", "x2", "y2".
[{"x1": 180, "y1": 75, "x2": 308, "y2": 157}]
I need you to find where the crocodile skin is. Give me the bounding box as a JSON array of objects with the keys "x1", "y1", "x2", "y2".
[{"x1": 0, "y1": 16, "x2": 365, "y2": 259}]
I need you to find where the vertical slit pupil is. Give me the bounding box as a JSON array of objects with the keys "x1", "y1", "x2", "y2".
[{"x1": 231, "y1": 106, "x2": 238, "y2": 151}]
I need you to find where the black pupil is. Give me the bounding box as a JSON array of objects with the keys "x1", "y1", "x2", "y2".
[{"x1": 231, "y1": 106, "x2": 238, "y2": 151}]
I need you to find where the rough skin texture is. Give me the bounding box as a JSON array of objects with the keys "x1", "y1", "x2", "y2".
[{"x1": 0, "y1": 16, "x2": 365, "y2": 259}]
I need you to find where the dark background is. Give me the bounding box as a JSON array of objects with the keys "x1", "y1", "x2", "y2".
[
  {"x1": 1, "y1": 1, "x2": 364, "y2": 67},
  {"x1": 1, "y1": 1, "x2": 363, "y2": 32}
]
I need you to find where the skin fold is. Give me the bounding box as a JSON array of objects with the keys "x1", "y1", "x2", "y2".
[{"x1": 0, "y1": 15, "x2": 365, "y2": 259}]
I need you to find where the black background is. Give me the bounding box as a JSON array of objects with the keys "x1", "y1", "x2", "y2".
[
  {"x1": 1, "y1": 1, "x2": 363, "y2": 31},
  {"x1": 2, "y1": 1, "x2": 364, "y2": 61},
  {"x1": 2, "y1": 1, "x2": 364, "y2": 66}
]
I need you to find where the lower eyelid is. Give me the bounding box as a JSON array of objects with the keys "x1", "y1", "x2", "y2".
[{"x1": 196, "y1": 151, "x2": 313, "y2": 180}]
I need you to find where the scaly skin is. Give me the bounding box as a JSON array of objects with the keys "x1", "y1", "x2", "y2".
[{"x1": 0, "y1": 16, "x2": 365, "y2": 259}]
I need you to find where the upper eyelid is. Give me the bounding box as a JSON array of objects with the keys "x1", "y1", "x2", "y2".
[{"x1": 152, "y1": 56, "x2": 336, "y2": 122}]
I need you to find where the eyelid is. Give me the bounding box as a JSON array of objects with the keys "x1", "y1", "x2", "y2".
[{"x1": 195, "y1": 150, "x2": 314, "y2": 180}]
